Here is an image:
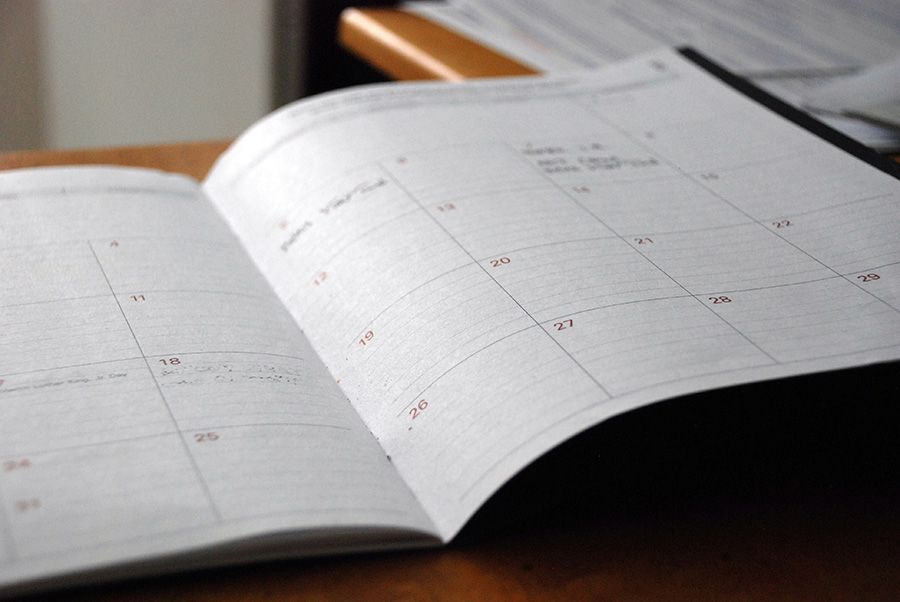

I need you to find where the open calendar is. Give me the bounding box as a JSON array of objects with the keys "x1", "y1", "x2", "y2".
[{"x1": 1, "y1": 48, "x2": 898, "y2": 593}]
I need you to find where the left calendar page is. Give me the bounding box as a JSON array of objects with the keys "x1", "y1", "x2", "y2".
[{"x1": 0, "y1": 167, "x2": 437, "y2": 593}]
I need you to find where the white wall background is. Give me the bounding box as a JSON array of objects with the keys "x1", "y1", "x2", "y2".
[{"x1": 1, "y1": 0, "x2": 274, "y2": 151}]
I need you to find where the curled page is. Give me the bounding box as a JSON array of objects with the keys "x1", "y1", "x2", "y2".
[{"x1": 205, "y1": 48, "x2": 900, "y2": 540}]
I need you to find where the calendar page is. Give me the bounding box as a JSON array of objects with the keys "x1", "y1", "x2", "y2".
[
  {"x1": 2, "y1": 46, "x2": 898, "y2": 593},
  {"x1": 0, "y1": 167, "x2": 436, "y2": 592},
  {"x1": 205, "y1": 48, "x2": 900, "y2": 539}
]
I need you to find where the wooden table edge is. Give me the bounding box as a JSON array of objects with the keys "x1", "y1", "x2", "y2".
[
  {"x1": 0, "y1": 140, "x2": 231, "y2": 181},
  {"x1": 339, "y1": 7, "x2": 538, "y2": 81}
]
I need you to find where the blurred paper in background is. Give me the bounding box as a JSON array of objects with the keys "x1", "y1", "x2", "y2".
[{"x1": 407, "y1": 0, "x2": 900, "y2": 151}]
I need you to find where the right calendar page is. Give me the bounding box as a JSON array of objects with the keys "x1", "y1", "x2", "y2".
[{"x1": 204, "y1": 47, "x2": 900, "y2": 539}]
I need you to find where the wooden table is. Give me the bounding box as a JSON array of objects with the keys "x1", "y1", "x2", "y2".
[
  {"x1": 2, "y1": 127, "x2": 898, "y2": 602},
  {"x1": 340, "y1": 7, "x2": 537, "y2": 81},
  {"x1": 0, "y1": 141, "x2": 230, "y2": 181}
]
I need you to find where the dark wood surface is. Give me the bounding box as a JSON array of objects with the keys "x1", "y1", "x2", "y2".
[
  {"x1": 339, "y1": 7, "x2": 537, "y2": 81},
  {"x1": 0, "y1": 141, "x2": 229, "y2": 181}
]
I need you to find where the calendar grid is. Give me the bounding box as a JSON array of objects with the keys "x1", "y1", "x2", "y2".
[
  {"x1": 300, "y1": 150, "x2": 898, "y2": 384},
  {"x1": 502, "y1": 140, "x2": 782, "y2": 365},
  {"x1": 274, "y1": 135, "x2": 899, "y2": 481},
  {"x1": 577, "y1": 97, "x2": 900, "y2": 314},
  {"x1": 199, "y1": 51, "x2": 898, "y2": 535},
  {"x1": 380, "y1": 163, "x2": 614, "y2": 404},
  {"x1": 0, "y1": 167, "x2": 436, "y2": 570},
  {"x1": 361, "y1": 133, "x2": 900, "y2": 420},
  {"x1": 86, "y1": 241, "x2": 224, "y2": 522},
  {"x1": 3, "y1": 48, "x2": 899, "y2": 586}
]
